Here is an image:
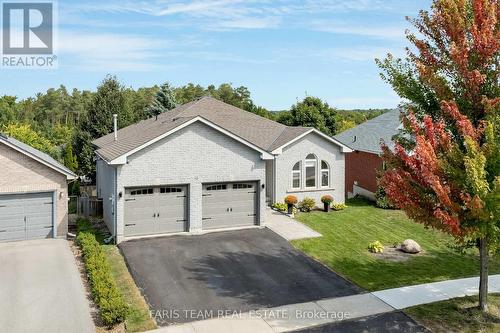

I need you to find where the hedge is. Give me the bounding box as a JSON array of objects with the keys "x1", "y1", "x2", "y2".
[{"x1": 76, "y1": 222, "x2": 128, "y2": 326}]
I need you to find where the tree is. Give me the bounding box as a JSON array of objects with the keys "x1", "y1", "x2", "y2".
[
  {"x1": 279, "y1": 96, "x2": 338, "y2": 136},
  {"x1": 63, "y1": 143, "x2": 78, "y2": 172},
  {"x1": 2, "y1": 123, "x2": 58, "y2": 159},
  {"x1": 75, "y1": 75, "x2": 128, "y2": 179},
  {"x1": 377, "y1": 0, "x2": 499, "y2": 311},
  {"x1": 144, "y1": 82, "x2": 177, "y2": 118}
]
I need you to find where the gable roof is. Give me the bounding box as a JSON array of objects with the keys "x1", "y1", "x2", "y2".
[
  {"x1": 93, "y1": 96, "x2": 349, "y2": 163},
  {"x1": 334, "y1": 109, "x2": 402, "y2": 154},
  {"x1": 0, "y1": 134, "x2": 77, "y2": 179}
]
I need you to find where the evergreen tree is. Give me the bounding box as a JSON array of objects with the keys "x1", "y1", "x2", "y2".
[{"x1": 145, "y1": 82, "x2": 177, "y2": 117}]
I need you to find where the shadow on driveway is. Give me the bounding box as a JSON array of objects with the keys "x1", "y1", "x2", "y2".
[{"x1": 119, "y1": 228, "x2": 361, "y2": 325}]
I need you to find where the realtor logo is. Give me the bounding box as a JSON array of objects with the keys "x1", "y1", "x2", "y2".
[{"x1": 1, "y1": 1, "x2": 57, "y2": 68}]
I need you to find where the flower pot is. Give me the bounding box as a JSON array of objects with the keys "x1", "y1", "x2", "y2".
[
  {"x1": 287, "y1": 204, "x2": 294, "y2": 214},
  {"x1": 323, "y1": 202, "x2": 330, "y2": 212}
]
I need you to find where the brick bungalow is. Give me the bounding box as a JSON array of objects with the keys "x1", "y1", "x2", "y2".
[{"x1": 334, "y1": 109, "x2": 401, "y2": 200}]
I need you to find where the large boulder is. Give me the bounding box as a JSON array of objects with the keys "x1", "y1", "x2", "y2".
[{"x1": 400, "y1": 239, "x2": 421, "y2": 254}]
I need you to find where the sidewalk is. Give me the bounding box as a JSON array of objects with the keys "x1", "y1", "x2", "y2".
[
  {"x1": 148, "y1": 274, "x2": 500, "y2": 333},
  {"x1": 265, "y1": 208, "x2": 322, "y2": 241}
]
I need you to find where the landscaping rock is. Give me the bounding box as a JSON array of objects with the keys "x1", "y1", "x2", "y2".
[{"x1": 400, "y1": 239, "x2": 421, "y2": 254}]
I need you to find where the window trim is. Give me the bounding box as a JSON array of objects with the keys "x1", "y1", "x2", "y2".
[
  {"x1": 321, "y1": 160, "x2": 329, "y2": 188},
  {"x1": 291, "y1": 161, "x2": 301, "y2": 189},
  {"x1": 304, "y1": 154, "x2": 317, "y2": 189}
]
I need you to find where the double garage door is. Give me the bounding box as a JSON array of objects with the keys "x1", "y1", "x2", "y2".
[
  {"x1": 0, "y1": 192, "x2": 54, "y2": 242},
  {"x1": 124, "y1": 182, "x2": 257, "y2": 237}
]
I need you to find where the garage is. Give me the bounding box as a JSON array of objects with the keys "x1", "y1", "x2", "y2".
[
  {"x1": 202, "y1": 182, "x2": 258, "y2": 230},
  {"x1": 0, "y1": 192, "x2": 54, "y2": 242},
  {"x1": 124, "y1": 185, "x2": 188, "y2": 236}
]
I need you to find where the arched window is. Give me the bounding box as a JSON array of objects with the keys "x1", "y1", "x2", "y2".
[
  {"x1": 305, "y1": 154, "x2": 317, "y2": 188},
  {"x1": 321, "y1": 160, "x2": 329, "y2": 187},
  {"x1": 291, "y1": 162, "x2": 301, "y2": 189}
]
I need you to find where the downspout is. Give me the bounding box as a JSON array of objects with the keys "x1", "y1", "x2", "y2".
[{"x1": 273, "y1": 156, "x2": 277, "y2": 203}]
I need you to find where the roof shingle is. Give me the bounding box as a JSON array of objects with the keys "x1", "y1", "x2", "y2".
[{"x1": 93, "y1": 96, "x2": 316, "y2": 162}]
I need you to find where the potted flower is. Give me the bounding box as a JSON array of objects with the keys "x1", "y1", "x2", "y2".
[
  {"x1": 284, "y1": 195, "x2": 298, "y2": 214},
  {"x1": 321, "y1": 195, "x2": 333, "y2": 212}
]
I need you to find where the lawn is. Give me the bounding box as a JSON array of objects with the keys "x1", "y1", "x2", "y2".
[
  {"x1": 406, "y1": 294, "x2": 500, "y2": 333},
  {"x1": 103, "y1": 245, "x2": 157, "y2": 332},
  {"x1": 292, "y1": 198, "x2": 500, "y2": 291}
]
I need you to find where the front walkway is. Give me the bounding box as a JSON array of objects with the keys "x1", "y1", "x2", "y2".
[
  {"x1": 265, "y1": 208, "x2": 322, "y2": 241},
  {"x1": 148, "y1": 274, "x2": 500, "y2": 333}
]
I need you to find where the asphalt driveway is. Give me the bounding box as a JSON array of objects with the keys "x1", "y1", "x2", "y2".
[
  {"x1": 120, "y1": 228, "x2": 361, "y2": 325},
  {"x1": 0, "y1": 239, "x2": 94, "y2": 333}
]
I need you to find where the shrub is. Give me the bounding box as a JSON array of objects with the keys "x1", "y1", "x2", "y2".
[
  {"x1": 298, "y1": 197, "x2": 315, "y2": 212},
  {"x1": 284, "y1": 195, "x2": 298, "y2": 205},
  {"x1": 272, "y1": 202, "x2": 288, "y2": 212},
  {"x1": 375, "y1": 186, "x2": 396, "y2": 209},
  {"x1": 321, "y1": 195, "x2": 334, "y2": 204},
  {"x1": 368, "y1": 241, "x2": 384, "y2": 253},
  {"x1": 77, "y1": 220, "x2": 128, "y2": 326},
  {"x1": 331, "y1": 202, "x2": 347, "y2": 211}
]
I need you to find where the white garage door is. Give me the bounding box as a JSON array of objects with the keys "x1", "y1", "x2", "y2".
[
  {"x1": 202, "y1": 182, "x2": 258, "y2": 230},
  {"x1": 0, "y1": 192, "x2": 54, "y2": 242},
  {"x1": 124, "y1": 186, "x2": 188, "y2": 236}
]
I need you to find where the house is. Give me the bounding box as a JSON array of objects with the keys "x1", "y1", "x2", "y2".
[
  {"x1": 0, "y1": 134, "x2": 76, "y2": 242},
  {"x1": 93, "y1": 97, "x2": 351, "y2": 243},
  {"x1": 334, "y1": 109, "x2": 401, "y2": 200}
]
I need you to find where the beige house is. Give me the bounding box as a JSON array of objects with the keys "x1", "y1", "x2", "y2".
[{"x1": 0, "y1": 134, "x2": 76, "y2": 242}]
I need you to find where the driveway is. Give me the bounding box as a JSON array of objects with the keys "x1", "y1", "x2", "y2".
[
  {"x1": 0, "y1": 239, "x2": 94, "y2": 333},
  {"x1": 119, "y1": 228, "x2": 361, "y2": 326}
]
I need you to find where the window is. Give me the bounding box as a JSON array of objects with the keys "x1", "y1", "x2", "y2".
[
  {"x1": 233, "y1": 183, "x2": 253, "y2": 189},
  {"x1": 130, "y1": 188, "x2": 154, "y2": 196},
  {"x1": 305, "y1": 154, "x2": 317, "y2": 188},
  {"x1": 321, "y1": 160, "x2": 329, "y2": 187},
  {"x1": 292, "y1": 162, "x2": 301, "y2": 189},
  {"x1": 206, "y1": 184, "x2": 227, "y2": 191},
  {"x1": 160, "y1": 187, "x2": 182, "y2": 194}
]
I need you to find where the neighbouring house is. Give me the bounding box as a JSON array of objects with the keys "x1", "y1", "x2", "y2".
[
  {"x1": 0, "y1": 134, "x2": 76, "y2": 242},
  {"x1": 93, "y1": 97, "x2": 352, "y2": 243},
  {"x1": 334, "y1": 109, "x2": 401, "y2": 200}
]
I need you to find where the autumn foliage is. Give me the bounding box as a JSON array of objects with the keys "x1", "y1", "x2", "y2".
[{"x1": 379, "y1": 0, "x2": 499, "y2": 242}]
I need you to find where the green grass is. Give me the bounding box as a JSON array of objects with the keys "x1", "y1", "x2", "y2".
[
  {"x1": 292, "y1": 198, "x2": 500, "y2": 291},
  {"x1": 103, "y1": 245, "x2": 157, "y2": 332},
  {"x1": 406, "y1": 294, "x2": 500, "y2": 333}
]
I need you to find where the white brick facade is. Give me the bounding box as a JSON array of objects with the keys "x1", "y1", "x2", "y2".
[
  {"x1": 101, "y1": 122, "x2": 266, "y2": 243},
  {"x1": 0, "y1": 144, "x2": 69, "y2": 237},
  {"x1": 273, "y1": 132, "x2": 345, "y2": 206}
]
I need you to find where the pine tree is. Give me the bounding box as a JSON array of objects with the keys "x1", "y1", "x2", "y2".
[{"x1": 145, "y1": 82, "x2": 177, "y2": 117}]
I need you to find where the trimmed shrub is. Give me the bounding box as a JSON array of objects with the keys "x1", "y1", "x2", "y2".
[
  {"x1": 76, "y1": 221, "x2": 128, "y2": 326},
  {"x1": 331, "y1": 202, "x2": 348, "y2": 211},
  {"x1": 298, "y1": 197, "x2": 315, "y2": 212},
  {"x1": 368, "y1": 241, "x2": 384, "y2": 253},
  {"x1": 321, "y1": 195, "x2": 334, "y2": 204},
  {"x1": 375, "y1": 186, "x2": 396, "y2": 209},
  {"x1": 284, "y1": 195, "x2": 298, "y2": 205},
  {"x1": 272, "y1": 202, "x2": 288, "y2": 212}
]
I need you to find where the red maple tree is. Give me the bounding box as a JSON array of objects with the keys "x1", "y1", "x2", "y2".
[{"x1": 378, "y1": 0, "x2": 499, "y2": 311}]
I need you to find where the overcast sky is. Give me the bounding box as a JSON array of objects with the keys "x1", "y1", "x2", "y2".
[{"x1": 1, "y1": 0, "x2": 432, "y2": 110}]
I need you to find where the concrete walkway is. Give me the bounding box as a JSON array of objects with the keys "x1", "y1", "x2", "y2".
[
  {"x1": 265, "y1": 208, "x2": 322, "y2": 240},
  {"x1": 373, "y1": 274, "x2": 500, "y2": 309},
  {"x1": 148, "y1": 274, "x2": 500, "y2": 333}
]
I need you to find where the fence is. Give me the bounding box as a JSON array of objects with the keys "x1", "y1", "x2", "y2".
[{"x1": 72, "y1": 193, "x2": 103, "y2": 218}]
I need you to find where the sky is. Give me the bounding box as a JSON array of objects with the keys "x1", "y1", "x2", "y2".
[{"x1": 1, "y1": 0, "x2": 432, "y2": 110}]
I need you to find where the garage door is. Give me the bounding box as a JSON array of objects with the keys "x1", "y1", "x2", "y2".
[
  {"x1": 202, "y1": 182, "x2": 257, "y2": 230},
  {"x1": 0, "y1": 192, "x2": 54, "y2": 242},
  {"x1": 124, "y1": 186, "x2": 187, "y2": 237}
]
